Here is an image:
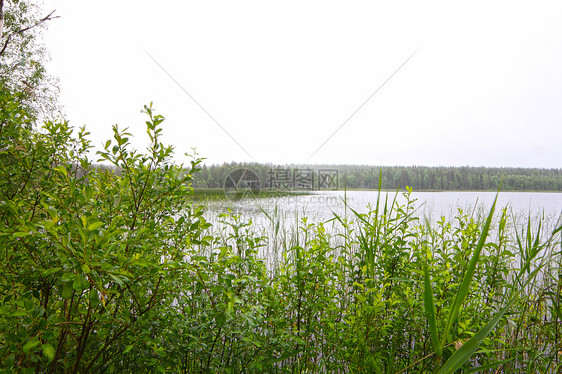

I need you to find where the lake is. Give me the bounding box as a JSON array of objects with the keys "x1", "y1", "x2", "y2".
[
  {"x1": 204, "y1": 190, "x2": 562, "y2": 226},
  {"x1": 200, "y1": 190, "x2": 562, "y2": 270}
]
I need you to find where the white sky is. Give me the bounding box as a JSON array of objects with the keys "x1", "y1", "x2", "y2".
[{"x1": 42, "y1": 0, "x2": 562, "y2": 168}]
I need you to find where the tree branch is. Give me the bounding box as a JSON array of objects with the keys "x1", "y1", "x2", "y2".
[
  {"x1": 0, "y1": 9, "x2": 59, "y2": 57},
  {"x1": 0, "y1": 0, "x2": 5, "y2": 38}
]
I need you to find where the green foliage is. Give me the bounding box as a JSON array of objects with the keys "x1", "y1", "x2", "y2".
[
  {"x1": 191, "y1": 162, "x2": 562, "y2": 191},
  {"x1": 0, "y1": 0, "x2": 62, "y2": 122},
  {"x1": 3, "y1": 2, "x2": 561, "y2": 372},
  {"x1": 0, "y1": 94, "x2": 205, "y2": 372},
  {"x1": 1, "y1": 88, "x2": 562, "y2": 372}
]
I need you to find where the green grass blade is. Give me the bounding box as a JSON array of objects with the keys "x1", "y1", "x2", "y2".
[
  {"x1": 346, "y1": 205, "x2": 369, "y2": 226},
  {"x1": 423, "y1": 261, "x2": 442, "y2": 358},
  {"x1": 375, "y1": 169, "x2": 382, "y2": 216},
  {"x1": 441, "y1": 192, "x2": 498, "y2": 347},
  {"x1": 438, "y1": 237, "x2": 543, "y2": 374},
  {"x1": 553, "y1": 219, "x2": 562, "y2": 235},
  {"x1": 437, "y1": 298, "x2": 516, "y2": 374}
]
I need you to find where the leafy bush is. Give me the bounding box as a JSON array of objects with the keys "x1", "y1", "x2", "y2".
[
  {"x1": 0, "y1": 91, "x2": 206, "y2": 372},
  {"x1": 2, "y1": 86, "x2": 562, "y2": 372}
]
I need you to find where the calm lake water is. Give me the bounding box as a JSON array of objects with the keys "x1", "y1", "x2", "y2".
[
  {"x1": 205, "y1": 190, "x2": 562, "y2": 224},
  {"x1": 202, "y1": 190, "x2": 562, "y2": 267}
]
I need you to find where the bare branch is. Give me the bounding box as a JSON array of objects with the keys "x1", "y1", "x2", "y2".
[
  {"x1": 0, "y1": 0, "x2": 5, "y2": 38},
  {"x1": 0, "y1": 9, "x2": 59, "y2": 57}
]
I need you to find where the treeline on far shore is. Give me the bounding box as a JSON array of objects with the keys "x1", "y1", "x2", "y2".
[{"x1": 94, "y1": 162, "x2": 562, "y2": 192}]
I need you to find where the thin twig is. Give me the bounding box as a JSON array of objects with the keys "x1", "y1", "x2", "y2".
[{"x1": 0, "y1": 9, "x2": 59, "y2": 56}]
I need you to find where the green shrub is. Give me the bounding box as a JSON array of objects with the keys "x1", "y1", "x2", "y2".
[{"x1": 2, "y1": 87, "x2": 561, "y2": 372}]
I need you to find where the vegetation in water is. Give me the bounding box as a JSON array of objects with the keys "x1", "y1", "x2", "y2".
[
  {"x1": 2, "y1": 86, "x2": 562, "y2": 371},
  {"x1": 2, "y1": 2, "x2": 562, "y2": 372}
]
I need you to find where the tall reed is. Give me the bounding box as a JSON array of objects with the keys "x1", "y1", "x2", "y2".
[{"x1": 164, "y1": 188, "x2": 561, "y2": 372}]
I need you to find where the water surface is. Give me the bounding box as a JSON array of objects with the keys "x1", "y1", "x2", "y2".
[{"x1": 204, "y1": 190, "x2": 562, "y2": 225}]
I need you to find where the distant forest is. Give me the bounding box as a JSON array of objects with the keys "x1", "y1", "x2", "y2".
[{"x1": 186, "y1": 163, "x2": 562, "y2": 191}]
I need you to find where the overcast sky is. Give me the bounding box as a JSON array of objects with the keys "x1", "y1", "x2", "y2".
[{"x1": 42, "y1": 0, "x2": 562, "y2": 168}]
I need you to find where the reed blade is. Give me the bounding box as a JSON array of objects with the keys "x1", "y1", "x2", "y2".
[
  {"x1": 423, "y1": 261, "x2": 442, "y2": 358},
  {"x1": 437, "y1": 299, "x2": 515, "y2": 374},
  {"x1": 441, "y1": 192, "x2": 498, "y2": 347}
]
